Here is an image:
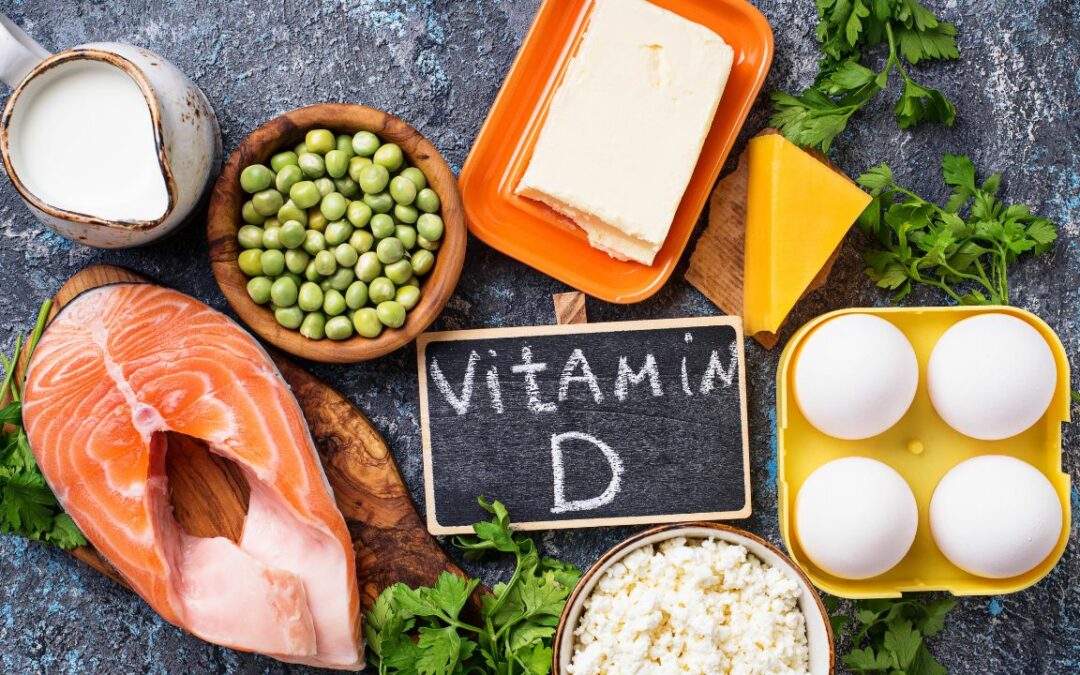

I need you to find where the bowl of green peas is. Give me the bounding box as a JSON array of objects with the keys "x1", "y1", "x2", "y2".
[{"x1": 208, "y1": 104, "x2": 466, "y2": 363}]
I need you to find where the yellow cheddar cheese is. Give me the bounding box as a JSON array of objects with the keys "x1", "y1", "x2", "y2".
[{"x1": 742, "y1": 134, "x2": 872, "y2": 337}]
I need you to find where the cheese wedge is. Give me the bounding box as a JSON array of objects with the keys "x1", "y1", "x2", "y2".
[
  {"x1": 742, "y1": 134, "x2": 872, "y2": 336},
  {"x1": 516, "y1": 0, "x2": 733, "y2": 265}
]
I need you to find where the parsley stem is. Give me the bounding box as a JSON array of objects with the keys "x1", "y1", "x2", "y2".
[{"x1": 0, "y1": 335, "x2": 21, "y2": 404}]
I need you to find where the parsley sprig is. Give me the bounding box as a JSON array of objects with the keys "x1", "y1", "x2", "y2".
[
  {"x1": 364, "y1": 498, "x2": 581, "y2": 675},
  {"x1": 827, "y1": 596, "x2": 955, "y2": 674},
  {"x1": 856, "y1": 154, "x2": 1058, "y2": 304},
  {"x1": 0, "y1": 300, "x2": 87, "y2": 550},
  {"x1": 771, "y1": 0, "x2": 959, "y2": 153}
]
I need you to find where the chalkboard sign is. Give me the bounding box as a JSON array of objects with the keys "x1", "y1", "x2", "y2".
[{"x1": 417, "y1": 317, "x2": 750, "y2": 533}]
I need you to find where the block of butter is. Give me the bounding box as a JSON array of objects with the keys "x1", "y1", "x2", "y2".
[{"x1": 516, "y1": 0, "x2": 734, "y2": 266}]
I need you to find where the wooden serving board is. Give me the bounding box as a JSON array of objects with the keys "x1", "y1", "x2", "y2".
[{"x1": 19, "y1": 265, "x2": 463, "y2": 610}]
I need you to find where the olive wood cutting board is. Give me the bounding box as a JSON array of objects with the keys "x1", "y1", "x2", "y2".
[{"x1": 15, "y1": 264, "x2": 464, "y2": 610}]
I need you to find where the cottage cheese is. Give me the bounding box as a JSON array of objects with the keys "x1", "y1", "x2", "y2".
[{"x1": 568, "y1": 537, "x2": 810, "y2": 675}]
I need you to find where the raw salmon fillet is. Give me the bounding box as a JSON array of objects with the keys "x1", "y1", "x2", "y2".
[{"x1": 22, "y1": 284, "x2": 363, "y2": 670}]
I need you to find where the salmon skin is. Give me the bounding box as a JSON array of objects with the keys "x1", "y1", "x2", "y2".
[{"x1": 22, "y1": 283, "x2": 363, "y2": 670}]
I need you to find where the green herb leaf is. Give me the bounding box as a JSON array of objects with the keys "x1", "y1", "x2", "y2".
[
  {"x1": 858, "y1": 155, "x2": 1058, "y2": 305},
  {"x1": 364, "y1": 500, "x2": 579, "y2": 674},
  {"x1": 772, "y1": 0, "x2": 959, "y2": 152},
  {"x1": 0, "y1": 301, "x2": 87, "y2": 551}
]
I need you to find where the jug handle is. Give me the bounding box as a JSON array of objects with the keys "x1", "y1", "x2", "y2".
[{"x1": 0, "y1": 14, "x2": 50, "y2": 89}]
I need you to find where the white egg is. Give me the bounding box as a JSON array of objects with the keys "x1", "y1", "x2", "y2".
[
  {"x1": 794, "y1": 314, "x2": 918, "y2": 440},
  {"x1": 795, "y1": 457, "x2": 918, "y2": 579},
  {"x1": 928, "y1": 314, "x2": 1056, "y2": 440},
  {"x1": 930, "y1": 455, "x2": 1062, "y2": 579}
]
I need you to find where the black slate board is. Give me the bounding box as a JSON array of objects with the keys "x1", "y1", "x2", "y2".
[{"x1": 417, "y1": 317, "x2": 750, "y2": 533}]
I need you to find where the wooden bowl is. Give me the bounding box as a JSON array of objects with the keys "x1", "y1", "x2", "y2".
[
  {"x1": 208, "y1": 104, "x2": 466, "y2": 363},
  {"x1": 553, "y1": 522, "x2": 835, "y2": 674}
]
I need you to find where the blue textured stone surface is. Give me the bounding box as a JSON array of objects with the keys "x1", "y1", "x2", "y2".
[{"x1": 0, "y1": 1, "x2": 1076, "y2": 673}]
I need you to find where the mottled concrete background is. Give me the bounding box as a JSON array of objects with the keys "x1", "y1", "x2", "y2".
[{"x1": 0, "y1": 0, "x2": 1076, "y2": 673}]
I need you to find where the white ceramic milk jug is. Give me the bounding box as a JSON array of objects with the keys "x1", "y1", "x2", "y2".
[{"x1": 0, "y1": 14, "x2": 221, "y2": 248}]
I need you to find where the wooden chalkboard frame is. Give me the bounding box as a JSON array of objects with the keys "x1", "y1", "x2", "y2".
[{"x1": 417, "y1": 316, "x2": 751, "y2": 534}]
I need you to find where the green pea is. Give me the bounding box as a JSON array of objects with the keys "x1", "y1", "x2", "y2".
[
  {"x1": 247, "y1": 276, "x2": 273, "y2": 305},
  {"x1": 348, "y1": 156, "x2": 373, "y2": 182},
  {"x1": 275, "y1": 305, "x2": 304, "y2": 329},
  {"x1": 345, "y1": 281, "x2": 369, "y2": 309},
  {"x1": 417, "y1": 235, "x2": 440, "y2": 251},
  {"x1": 411, "y1": 248, "x2": 435, "y2": 275},
  {"x1": 416, "y1": 188, "x2": 440, "y2": 213},
  {"x1": 321, "y1": 192, "x2": 348, "y2": 221},
  {"x1": 320, "y1": 279, "x2": 333, "y2": 292},
  {"x1": 298, "y1": 152, "x2": 325, "y2": 179},
  {"x1": 251, "y1": 189, "x2": 283, "y2": 217},
  {"x1": 335, "y1": 134, "x2": 355, "y2": 157},
  {"x1": 355, "y1": 251, "x2": 382, "y2": 283},
  {"x1": 304, "y1": 259, "x2": 322, "y2": 282},
  {"x1": 347, "y1": 200, "x2": 373, "y2": 228},
  {"x1": 368, "y1": 276, "x2": 396, "y2": 304},
  {"x1": 349, "y1": 229, "x2": 375, "y2": 253},
  {"x1": 405, "y1": 276, "x2": 420, "y2": 288},
  {"x1": 283, "y1": 271, "x2": 303, "y2": 288},
  {"x1": 237, "y1": 225, "x2": 264, "y2": 249},
  {"x1": 324, "y1": 150, "x2": 349, "y2": 178},
  {"x1": 315, "y1": 177, "x2": 335, "y2": 196},
  {"x1": 384, "y1": 259, "x2": 413, "y2": 285},
  {"x1": 261, "y1": 226, "x2": 283, "y2": 250},
  {"x1": 280, "y1": 220, "x2": 306, "y2": 249},
  {"x1": 298, "y1": 282, "x2": 324, "y2": 312},
  {"x1": 285, "y1": 249, "x2": 310, "y2": 274},
  {"x1": 303, "y1": 229, "x2": 326, "y2": 255},
  {"x1": 294, "y1": 142, "x2": 308, "y2": 155},
  {"x1": 300, "y1": 311, "x2": 326, "y2": 340},
  {"x1": 389, "y1": 175, "x2": 417, "y2": 205},
  {"x1": 334, "y1": 176, "x2": 360, "y2": 197},
  {"x1": 328, "y1": 267, "x2": 355, "y2": 291},
  {"x1": 305, "y1": 129, "x2": 335, "y2": 155},
  {"x1": 358, "y1": 163, "x2": 390, "y2": 194},
  {"x1": 241, "y1": 164, "x2": 274, "y2": 193},
  {"x1": 315, "y1": 250, "x2": 338, "y2": 276},
  {"x1": 376, "y1": 237, "x2": 405, "y2": 264},
  {"x1": 324, "y1": 315, "x2": 353, "y2": 340},
  {"x1": 325, "y1": 220, "x2": 354, "y2": 246},
  {"x1": 237, "y1": 249, "x2": 263, "y2": 276},
  {"x1": 364, "y1": 191, "x2": 394, "y2": 214},
  {"x1": 242, "y1": 200, "x2": 266, "y2": 225},
  {"x1": 307, "y1": 209, "x2": 327, "y2": 232},
  {"x1": 322, "y1": 289, "x2": 347, "y2": 316},
  {"x1": 395, "y1": 225, "x2": 417, "y2": 250},
  {"x1": 269, "y1": 277, "x2": 297, "y2": 306},
  {"x1": 399, "y1": 167, "x2": 427, "y2": 190},
  {"x1": 352, "y1": 131, "x2": 380, "y2": 157},
  {"x1": 260, "y1": 249, "x2": 286, "y2": 276},
  {"x1": 370, "y1": 213, "x2": 396, "y2": 239},
  {"x1": 373, "y1": 143, "x2": 404, "y2": 172},
  {"x1": 376, "y1": 301, "x2": 406, "y2": 328},
  {"x1": 396, "y1": 285, "x2": 421, "y2": 310},
  {"x1": 271, "y1": 151, "x2": 299, "y2": 172},
  {"x1": 290, "y1": 181, "x2": 321, "y2": 209},
  {"x1": 334, "y1": 242, "x2": 359, "y2": 267},
  {"x1": 278, "y1": 200, "x2": 308, "y2": 226},
  {"x1": 263, "y1": 216, "x2": 281, "y2": 230},
  {"x1": 417, "y1": 213, "x2": 444, "y2": 241},
  {"x1": 275, "y1": 164, "x2": 304, "y2": 193},
  {"x1": 394, "y1": 203, "x2": 419, "y2": 224},
  {"x1": 353, "y1": 307, "x2": 383, "y2": 338}
]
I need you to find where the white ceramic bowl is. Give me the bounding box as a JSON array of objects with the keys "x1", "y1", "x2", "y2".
[{"x1": 554, "y1": 522, "x2": 834, "y2": 674}]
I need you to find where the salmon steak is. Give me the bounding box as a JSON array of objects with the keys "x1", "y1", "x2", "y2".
[{"x1": 22, "y1": 283, "x2": 363, "y2": 670}]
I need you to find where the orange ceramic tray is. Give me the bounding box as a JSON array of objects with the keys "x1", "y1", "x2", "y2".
[{"x1": 459, "y1": 0, "x2": 774, "y2": 304}]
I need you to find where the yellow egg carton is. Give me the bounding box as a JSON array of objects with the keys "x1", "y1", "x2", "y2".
[{"x1": 776, "y1": 305, "x2": 1071, "y2": 598}]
